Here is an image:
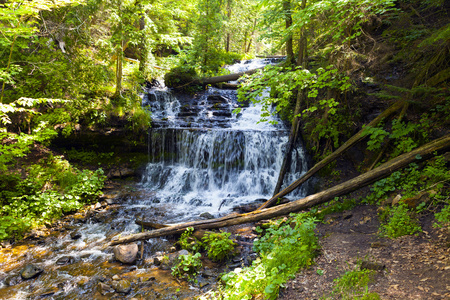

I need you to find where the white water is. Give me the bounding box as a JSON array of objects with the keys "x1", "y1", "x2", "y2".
[{"x1": 140, "y1": 59, "x2": 309, "y2": 221}]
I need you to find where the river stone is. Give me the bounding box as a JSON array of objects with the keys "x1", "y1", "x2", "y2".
[
  {"x1": 113, "y1": 243, "x2": 139, "y2": 264},
  {"x1": 20, "y1": 264, "x2": 44, "y2": 279},
  {"x1": 56, "y1": 256, "x2": 75, "y2": 265},
  {"x1": 112, "y1": 279, "x2": 131, "y2": 294},
  {"x1": 199, "y1": 212, "x2": 215, "y2": 219},
  {"x1": 112, "y1": 274, "x2": 121, "y2": 281},
  {"x1": 98, "y1": 282, "x2": 114, "y2": 295},
  {"x1": 70, "y1": 231, "x2": 82, "y2": 240},
  {"x1": 5, "y1": 275, "x2": 22, "y2": 286}
]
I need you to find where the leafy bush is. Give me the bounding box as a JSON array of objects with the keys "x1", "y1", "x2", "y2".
[
  {"x1": 211, "y1": 213, "x2": 318, "y2": 300},
  {"x1": 178, "y1": 227, "x2": 203, "y2": 253},
  {"x1": 171, "y1": 252, "x2": 203, "y2": 282},
  {"x1": 434, "y1": 204, "x2": 450, "y2": 231},
  {"x1": 365, "y1": 156, "x2": 450, "y2": 205},
  {"x1": 380, "y1": 203, "x2": 422, "y2": 238},
  {"x1": 202, "y1": 231, "x2": 236, "y2": 262}
]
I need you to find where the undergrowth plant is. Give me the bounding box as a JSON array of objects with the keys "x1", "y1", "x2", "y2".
[
  {"x1": 0, "y1": 98, "x2": 107, "y2": 241},
  {"x1": 364, "y1": 156, "x2": 449, "y2": 239},
  {"x1": 178, "y1": 227, "x2": 203, "y2": 253},
  {"x1": 171, "y1": 252, "x2": 203, "y2": 283},
  {"x1": 202, "y1": 213, "x2": 318, "y2": 300},
  {"x1": 379, "y1": 203, "x2": 422, "y2": 238},
  {"x1": 202, "y1": 231, "x2": 236, "y2": 262},
  {"x1": 324, "y1": 268, "x2": 379, "y2": 300}
]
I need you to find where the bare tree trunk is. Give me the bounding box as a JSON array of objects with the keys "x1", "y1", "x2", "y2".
[
  {"x1": 273, "y1": 0, "x2": 308, "y2": 195},
  {"x1": 109, "y1": 134, "x2": 450, "y2": 245},
  {"x1": 114, "y1": 44, "x2": 123, "y2": 98},
  {"x1": 283, "y1": 0, "x2": 294, "y2": 65}
]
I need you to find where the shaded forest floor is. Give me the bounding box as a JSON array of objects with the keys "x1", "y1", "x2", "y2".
[{"x1": 278, "y1": 204, "x2": 450, "y2": 299}]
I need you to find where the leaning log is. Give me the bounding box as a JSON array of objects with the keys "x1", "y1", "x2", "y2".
[
  {"x1": 109, "y1": 134, "x2": 450, "y2": 245},
  {"x1": 257, "y1": 100, "x2": 406, "y2": 210}
]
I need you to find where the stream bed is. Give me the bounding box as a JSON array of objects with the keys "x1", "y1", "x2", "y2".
[{"x1": 0, "y1": 59, "x2": 311, "y2": 299}]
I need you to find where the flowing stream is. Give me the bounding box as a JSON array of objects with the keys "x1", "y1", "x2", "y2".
[{"x1": 0, "y1": 59, "x2": 310, "y2": 299}]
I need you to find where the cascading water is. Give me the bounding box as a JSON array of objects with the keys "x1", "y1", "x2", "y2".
[
  {"x1": 140, "y1": 58, "x2": 310, "y2": 221},
  {"x1": 0, "y1": 59, "x2": 311, "y2": 300}
]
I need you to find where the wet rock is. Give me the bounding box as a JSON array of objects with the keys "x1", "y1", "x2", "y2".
[
  {"x1": 98, "y1": 282, "x2": 115, "y2": 295},
  {"x1": 178, "y1": 249, "x2": 190, "y2": 256},
  {"x1": 200, "y1": 212, "x2": 215, "y2": 219},
  {"x1": 91, "y1": 202, "x2": 102, "y2": 210},
  {"x1": 56, "y1": 256, "x2": 76, "y2": 265},
  {"x1": 20, "y1": 264, "x2": 44, "y2": 280},
  {"x1": 112, "y1": 274, "x2": 121, "y2": 281},
  {"x1": 105, "y1": 198, "x2": 118, "y2": 205},
  {"x1": 113, "y1": 243, "x2": 139, "y2": 264},
  {"x1": 202, "y1": 268, "x2": 215, "y2": 278},
  {"x1": 107, "y1": 168, "x2": 136, "y2": 179},
  {"x1": 5, "y1": 275, "x2": 22, "y2": 286},
  {"x1": 112, "y1": 279, "x2": 131, "y2": 294},
  {"x1": 70, "y1": 231, "x2": 82, "y2": 240},
  {"x1": 360, "y1": 260, "x2": 385, "y2": 271}
]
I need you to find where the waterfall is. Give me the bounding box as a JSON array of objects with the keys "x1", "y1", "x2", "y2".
[{"x1": 141, "y1": 59, "x2": 310, "y2": 220}]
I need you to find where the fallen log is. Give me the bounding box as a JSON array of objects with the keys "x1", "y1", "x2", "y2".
[
  {"x1": 257, "y1": 100, "x2": 406, "y2": 210},
  {"x1": 200, "y1": 67, "x2": 264, "y2": 85},
  {"x1": 109, "y1": 134, "x2": 450, "y2": 245}
]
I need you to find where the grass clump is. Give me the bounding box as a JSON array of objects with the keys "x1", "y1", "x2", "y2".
[{"x1": 324, "y1": 268, "x2": 379, "y2": 300}]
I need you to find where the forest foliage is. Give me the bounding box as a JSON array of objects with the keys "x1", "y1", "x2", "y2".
[{"x1": 0, "y1": 0, "x2": 449, "y2": 261}]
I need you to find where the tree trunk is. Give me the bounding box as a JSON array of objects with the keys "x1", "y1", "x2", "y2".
[
  {"x1": 283, "y1": 1, "x2": 295, "y2": 65},
  {"x1": 114, "y1": 44, "x2": 123, "y2": 98},
  {"x1": 273, "y1": 0, "x2": 308, "y2": 195},
  {"x1": 109, "y1": 134, "x2": 450, "y2": 245},
  {"x1": 258, "y1": 100, "x2": 406, "y2": 210}
]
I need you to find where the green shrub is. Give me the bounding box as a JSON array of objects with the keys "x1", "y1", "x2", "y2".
[
  {"x1": 178, "y1": 227, "x2": 203, "y2": 253},
  {"x1": 164, "y1": 66, "x2": 199, "y2": 89},
  {"x1": 434, "y1": 204, "x2": 450, "y2": 231},
  {"x1": 171, "y1": 252, "x2": 203, "y2": 282},
  {"x1": 380, "y1": 203, "x2": 421, "y2": 238},
  {"x1": 202, "y1": 231, "x2": 236, "y2": 262}
]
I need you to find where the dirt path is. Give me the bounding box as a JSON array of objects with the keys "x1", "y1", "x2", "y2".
[{"x1": 278, "y1": 205, "x2": 450, "y2": 299}]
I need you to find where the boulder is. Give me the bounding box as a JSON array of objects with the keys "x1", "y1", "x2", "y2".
[
  {"x1": 199, "y1": 212, "x2": 215, "y2": 219},
  {"x1": 20, "y1": 264, "x2": 44, "y2": 280},
  {"x1": 113, "y1": 243, "x2": 139, "y2": 264},
  {"x1": 112, "y1": 279, "x2": 132, "y2": 294}
]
